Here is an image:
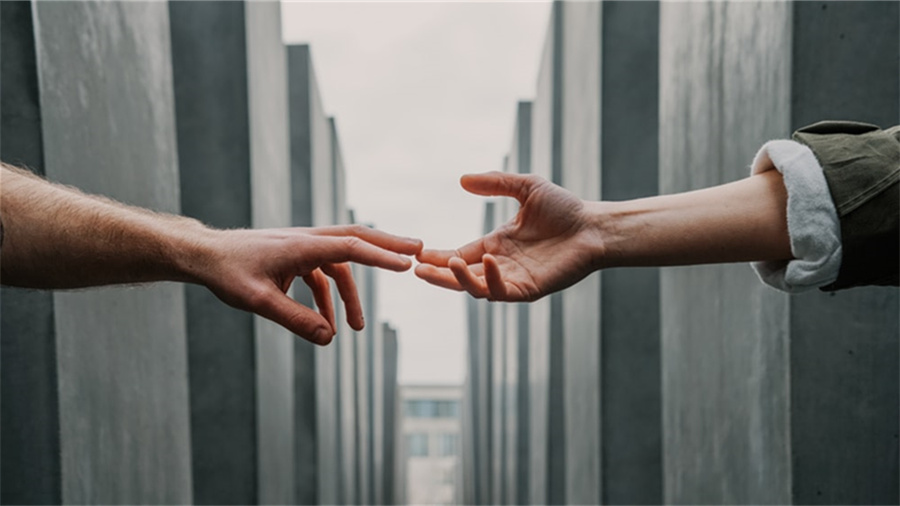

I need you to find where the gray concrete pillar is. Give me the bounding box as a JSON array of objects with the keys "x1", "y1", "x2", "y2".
[
  {"x1": 168, "y1": 2, "x2": 258, "y2": 502},
  {"x1": 492, "y1": 145, "x2": 533, "y2": 506},
  {"x1": 659, "y1": 2, "x2": 898, "y2": 503},
  {"x1": 463, "y1": 295, "x2": 482, "y2": 505},
  {"x1": 244, "y1": 3, "x2": 295, "y2": 502},
  {"x1": 361, "y1": 262, "x2": 380, "y2": 505},
  {"x1": 479, "y1": 202, "x2": 496, "y2": 505},
  {"x1": 370, "y1": 270, "x2": 386, "y2": 505},
  {"x1": 382, "y1": 323, "x2": 400, "y2": 505},
  {"x1": 491, "y1": 189, "x2": 508, "y2": 505},
  {"x1": 0, "y1": 3, "x2": 61, "y2": 503},
  {"x1": 558, "y1": 3, "x2": 602, "y2": 503},
  {"x1": 598, "y1": 2, "x2": 662, "y2": 504},
  {"x1": 30, "y1": 2, "x2": 192, "y2": 502},
  {"x1": 528, "y1": 3, "x2": 566, "y2": 504},
  {"x1": 503, "y1": 101, "x2": 532, "y2": 505},
  {"x1": 288, "y1": 43, "x2": 338, "y2": 505},
  {"x1": 330, "y1": 119, "x2": 359, "y2": 505}
]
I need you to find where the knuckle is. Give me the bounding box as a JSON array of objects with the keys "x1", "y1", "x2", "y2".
[
  {"x1": 343, "y1": 236, "x2": 362, "y2": 250},
  {"x1": 245, "y1": 286, "x2": 272, "y2": 311}
]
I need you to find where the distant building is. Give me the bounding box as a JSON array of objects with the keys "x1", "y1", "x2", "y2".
[{"x1": 398, "y1": 384, "x2": 464, "y2": 505}]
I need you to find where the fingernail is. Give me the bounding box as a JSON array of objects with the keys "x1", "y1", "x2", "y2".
[{"x1": 314, "y1": 327, "x2": 332, "y2": 345}]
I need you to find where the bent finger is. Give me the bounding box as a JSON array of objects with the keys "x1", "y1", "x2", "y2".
[
  {"x1": 322, "y1": 263, "x2": 364, "y2": 331},
  {"x1": 303, "y1": 269, "x2": 335, "y2": 334},
  {"x1": 309, "y1": 224, "x2": 423, "y2": 255},
  {"x1": 254, "y1": 289, "x2": 335, "y2": 345},
  {"x1": 483, "y1": 254, "x2": 509, "y2": 300},
  {"x1": 414, "y1": 264, "x2": 466, "y2": 292},
  {"x1": 449, "y1": 257, "x2": 490, "y2": 298}
]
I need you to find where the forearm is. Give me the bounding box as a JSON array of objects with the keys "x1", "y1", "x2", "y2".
[
  {"x1": 592, "y1": 170, "x2": 792, "y2": 269},
  {"x1": 0, "y1": 163, "x2": 208, "y2": 288}
]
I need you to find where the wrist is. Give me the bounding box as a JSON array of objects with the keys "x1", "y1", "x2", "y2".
[
  {"x1": 583, "y1": 199, "x2": 647, "y2": 271},
  {"x1": 581, "y1": 200, "x2": 618, "y2": 271},
  {"x1": 160, "y1": 217, "x2": 221, "y2": 286}
]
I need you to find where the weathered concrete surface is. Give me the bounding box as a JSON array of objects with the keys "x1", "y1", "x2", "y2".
[
  {"x1": 659, "y1": 2, "x2": 899, "y2": 503},
  {"x1": 360, "y1": 262, "x2": 380, "y2": 505},
  {"x1": 478, "y1": 203, "x2": 495, "y2": 505},
  {"x1": 787, "y1": 2, "x2": 899, "y2": 502},
  {"x1": 328, "y1": 119, "x2": 359, "y2": 506},
  {"x1": 463, "y1": 295, "x2": 482, "y2": 505},
  {"x1": 370, "y1": 270, "x2": 386, "y2": 505},
  {"x1": 169, "y1": 2, "x2": 257, "y2": 502},
  {"x1": 491, "y1": 195, "x2": 508, "y2": 505},
  {"x1": 245, "y1": 3, "x2": 295, "y2": 503},
  {"x1": 0, "y1": 3, "x2": 60, "y2": 503},
  {"x1": 559, "y1": 3, "x2": 602, "y2": 503},
  {"x1": 502, "y1": 101, "x2": 532, "y2": 506},
  {"x1": 528, "y1": 4, "x2": 566, "y2": 504},
  {"x1": 288, "y1": 43, "x2": 338, "y2": 505},
  {"x1": 660, "y1": 3, "x2": 793, "y2": 503},
  {"x1": 382, "y1": 324, "x2": 400, "y2": 506},
  {"x1": 599, "y1": 2, "x2": 662, "y2": 504},
  {"x1": 33, "y1": 2, "x2": 192, "y2": 502}
]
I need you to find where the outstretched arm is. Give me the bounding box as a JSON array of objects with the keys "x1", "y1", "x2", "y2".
[
  {"x1": 0, "y1": 163, "x2": 422, "y2": 344},
  {"x1": 415, "y1": 169, "x2": 791, "y2": 302}
]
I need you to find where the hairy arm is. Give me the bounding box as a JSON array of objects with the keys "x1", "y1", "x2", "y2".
[
  {"x1": 415, "y1": 169, "x2": 790, "y2": 301},
  {"x1": 0, "y1": 163, "x2": 423, "y2": 344}
]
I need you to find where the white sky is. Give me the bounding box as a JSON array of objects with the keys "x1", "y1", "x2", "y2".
[{"x1": 282, "y1": 1, "x2": 551, "y2": 385}]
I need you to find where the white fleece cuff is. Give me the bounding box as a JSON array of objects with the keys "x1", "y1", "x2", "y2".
[{"x1": 750, "y1": 140, "x2": 842, "y2": 292}]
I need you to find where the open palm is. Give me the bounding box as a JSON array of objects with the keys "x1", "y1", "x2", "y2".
[{"x1": 415, "y1": 172, "x2": 602, "y2": 302}]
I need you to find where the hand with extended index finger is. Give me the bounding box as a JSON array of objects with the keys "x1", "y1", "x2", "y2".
[
  {"x1": 415, "y1": 171, "x2": 604, "y2": 302},
  {"x1": 195, "y1": 224, "x2": 423, "y2": 345}
]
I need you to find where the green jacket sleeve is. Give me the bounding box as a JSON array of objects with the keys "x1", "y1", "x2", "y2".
[{"x1": 792, "y1": 121, "x2": 899, "y2": 291}]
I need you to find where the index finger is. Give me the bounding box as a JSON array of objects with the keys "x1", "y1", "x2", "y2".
[
  {"x1": 309, "y1": 224, "x2": 423, "y2": 256},
  {"x1": 307, "y1": 236, "x2": 414, "y2": 272}
]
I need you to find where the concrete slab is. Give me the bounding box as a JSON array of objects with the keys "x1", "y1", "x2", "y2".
[
  {"x1": 382, "y1": 323, "x2": 400, "y2": 505},
  {"x1": 32, "y1": 2, "x2": 192, "y2": 502},
  {"x1": 787, "y1": 2, "x2": 899, "y2": 502},
  {"x1": 559, "y1": 3, "x2": 602, "y2": 503},
  {"x1": 0, "y1": 4, "x2": 60, "y2": 503},
  {"x1": 598, "y1": 2, "x2": 662, "y2": 504},
  {"x1": 245, "y1": 3, "x2": 295, "y2": 502},
  {"x1": 658, "y1": 2, "x2": 898, "y2": 503},
  {"x1": 169, "y1": 3, "x2": 257, "y2": 502},
  {"x1": 288, "y1": 43, "x2": 339, "y2": 505},
  {"x1": 527, "y1": 5, "x2": 566, "y2": 504},
  {"x1": 659, "y1": 3, "x2": 793, "y2": 502},
  {"x1": 507, "y1": 102, "x2": 532, "y2": 506}
]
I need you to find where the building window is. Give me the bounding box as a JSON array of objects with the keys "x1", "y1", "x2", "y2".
[
  {"x1": 407, "y1": 433, "x2": 428, "y2": 457},
  {"x1": 437, "y1": 433, "x2": 458, "y2": 457},
  {"x1": 405, "y1": 400, "x2": 460, "y2": 419}
]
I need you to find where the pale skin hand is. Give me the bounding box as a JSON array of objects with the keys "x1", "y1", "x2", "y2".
[
  {"x1": 415, "y1": 169, "x2": 792, "y2": 302},
  {"x1": 0, "y1": 163, "x2": 423, "y2": 345}
]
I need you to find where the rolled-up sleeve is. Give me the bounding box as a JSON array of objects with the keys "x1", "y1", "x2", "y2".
[
  {"x1": 749, "y1": 139, "x2": 843, "y2": 292},
  {"x1": 750, "y1": 121, "x2": 899, "y2": 292}
]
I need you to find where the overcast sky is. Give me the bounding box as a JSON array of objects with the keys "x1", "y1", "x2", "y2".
[{"x1": 281, "y1": 1, "x2": 551, "y2": 385}]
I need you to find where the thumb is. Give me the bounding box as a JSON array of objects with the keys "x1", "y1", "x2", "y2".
[{"x1": 460, "y1": 171, "x2": 539, "y2": 203}]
